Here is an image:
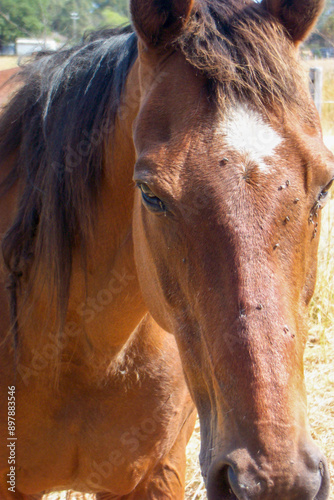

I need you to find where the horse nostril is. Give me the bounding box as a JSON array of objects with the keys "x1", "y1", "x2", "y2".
[
  {"x1": 207, "y1": 463, "x2": 238, "y2": 500},
  {"x1": 315, "y1": 458, "x2": 330, "y2": 500},
  {"x1": 227, "y1": 466, "x2": 246, "y2": 498},
  {"x1": 207, "y1": 452, "x2": 330, "y2": 500},
  {"x1": 302, "y1": 447, "x2": 330, "y2": 500}
]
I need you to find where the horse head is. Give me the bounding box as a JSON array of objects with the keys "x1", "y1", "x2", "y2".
[{"x1": 129, "y1": 0, "x2": 333, "y2": 498}]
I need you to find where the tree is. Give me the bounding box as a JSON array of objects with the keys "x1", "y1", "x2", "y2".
[
  {"x1": 100, "y1": 9, "x2": 128, "y2": 28},
  {"x1": 95, "y1": 0, "x2": 129, "y2": 29},
  {"x1": 316, "y1": 0, "x2": 334, "y2": 44},
  {"x1": 319, "y1": 13, "x2": 334, "y2": 44},
  {"x1": 48, "y1": 0, "x2": 98, "y2": 41},
  {"x1": 302, "y1": 0, "x2": 334, "y2": 48},
  {"x1": 0, "y1": 0, "x2": 130, "y2": 45},
  {"x1": 0, "y1": 0, "x2": 45, "y2": 43},
  {"x1": 95, "y1": 0, "x2": 128, "y2": 16}
]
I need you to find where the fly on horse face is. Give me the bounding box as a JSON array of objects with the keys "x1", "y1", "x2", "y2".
[{"x1": 0, "y1": 0, "x2": 333, "y2": 499}]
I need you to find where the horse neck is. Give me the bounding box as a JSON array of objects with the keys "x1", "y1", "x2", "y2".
[
  {"x1": 15, "y1": 60, "x2": 148, "y2": 371},
  {"x1": 68, "y1": 60, "x2": 147, "y2": 354}
]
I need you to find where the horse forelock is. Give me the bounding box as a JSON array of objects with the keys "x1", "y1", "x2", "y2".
[{"x1": 175, "y1": 0, "x2": 311, "y2": 120}]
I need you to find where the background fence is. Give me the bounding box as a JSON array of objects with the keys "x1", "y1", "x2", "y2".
[{"x1": 310, "y1": 66, "x2": 334, "y2": 119}]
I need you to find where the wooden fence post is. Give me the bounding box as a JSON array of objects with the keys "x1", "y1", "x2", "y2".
[{"x1": 309, "y1": 67, "x2": 323, "y2": 118}]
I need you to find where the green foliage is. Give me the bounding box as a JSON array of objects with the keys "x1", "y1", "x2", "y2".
[
  {"x1": 100, "y1": 8, "x2": 128, "y2": 28},
  {"x1": 96, "y1": 0, "x2": 128, "y2": 16},
  {"x1": 307, "y1": 0, "x2": 334, "y2": 47},
  {"x1": 0, "y1": 0, "x2": 130, "y2": 44},
  {"x1": 0, "y1": 0, "x2": 44, "y2": 43},
  {"x1": 2, "y1": 0, "x2": 331, "y2": 47},
  {"x1": 321, "y1": 12, "x2": 334, "y2": 43}
]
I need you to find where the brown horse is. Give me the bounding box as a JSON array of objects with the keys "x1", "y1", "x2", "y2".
[{"x1": 0, "y1": 0, "x2": 333, "y2": 498}]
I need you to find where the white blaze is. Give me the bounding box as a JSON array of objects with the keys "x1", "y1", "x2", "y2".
[{"x1": 222, "y1": 104, "x2": 282, "y2": 171}]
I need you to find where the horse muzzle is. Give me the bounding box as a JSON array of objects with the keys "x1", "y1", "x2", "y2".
[{"x1": 206, "y1": 444, "x2": 330, "y2": 500}]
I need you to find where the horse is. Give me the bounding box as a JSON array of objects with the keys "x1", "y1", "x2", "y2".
[
  {"x1": 0, "y1": 0, "x2": 333, "y2": 498},
  {"x1": 0, "y1": 69, "x2": 20, "y2": 108}
]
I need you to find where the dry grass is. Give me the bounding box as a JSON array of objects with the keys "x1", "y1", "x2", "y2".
[
  {"x1": 305, "y1": 192, "x2": 334, "y2": 500},
  {"x1": 0, "y1": 56, "x2": 19, "y2": 70}
]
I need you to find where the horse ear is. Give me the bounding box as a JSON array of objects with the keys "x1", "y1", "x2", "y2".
[
  {"x1": 262, "y1": 0, "x2": 325, "y2": 44},
  {"x1": 130, "y1": 0, "x2": 194, "y2": 47}
]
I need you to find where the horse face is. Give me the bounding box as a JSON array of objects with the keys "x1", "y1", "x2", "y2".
[{"x1": 131, "y1": 0, "x2": 332, "y2": 498}]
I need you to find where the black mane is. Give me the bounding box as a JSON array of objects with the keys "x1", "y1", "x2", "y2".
[{"x1": 0, "y1": 27, "x2": 138, "y2": 333}]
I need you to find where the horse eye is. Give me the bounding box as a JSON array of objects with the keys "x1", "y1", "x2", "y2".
[
  {"x1": 319, "y1": 178, "x2": 334, "y2": 201},
  {"x1": 136, "y1": 182, "x2": 166, "y2": 212}
]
